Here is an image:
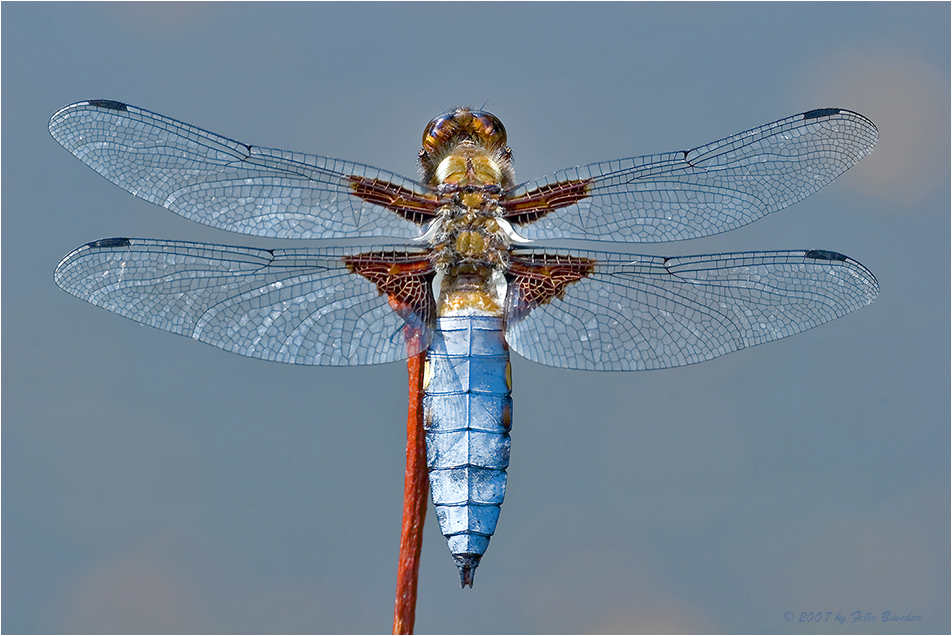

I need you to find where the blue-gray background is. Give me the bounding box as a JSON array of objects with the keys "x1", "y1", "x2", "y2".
[{"x1": 3, "y1": 3, "x2": 949, "y2": 633}]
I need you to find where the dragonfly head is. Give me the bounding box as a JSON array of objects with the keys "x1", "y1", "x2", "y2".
[{"x1": 420, "y1": 107, "x2": 514, "y2": 188}]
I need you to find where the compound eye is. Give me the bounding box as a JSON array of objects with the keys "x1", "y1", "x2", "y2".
[
  {"x1": 422, "y1": 112, "x2": 457, "y2": 154},
  {"x1": 471, "y1": 111, "x2": 507, "y2": 147}
]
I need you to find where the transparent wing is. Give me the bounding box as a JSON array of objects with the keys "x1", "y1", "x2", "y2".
[
  {"x1": 505, "y1": 248, "x2": 879, "y2": 371},
  {"x1": 510, "y1": 108, "x2": 878, "y2": 242},
  {"x1": 53, "y1": 238, "x2": 433, "y2": 365},
  {"x1": 48, "y1": 100, "x2": 430, "y2": 240}
]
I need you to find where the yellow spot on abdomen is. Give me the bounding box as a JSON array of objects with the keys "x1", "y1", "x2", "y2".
[{"x1": 423, "y1": 359, "x2": 433, "y2": 390}]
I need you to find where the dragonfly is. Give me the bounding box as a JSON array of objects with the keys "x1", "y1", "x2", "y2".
[{"x1": 51, "y1": 100, "x2": 879, "y2": 587}]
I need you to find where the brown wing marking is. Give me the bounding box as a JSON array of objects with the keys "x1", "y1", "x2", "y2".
[
  {"x1": 343, "y1": 252, "x2": 436, "y2": 333},
  {"x1": 348, "y1": 176, "x2": 442, "y2": 225},
  {"x1": 506, "y1": 253, "x2": 596, "y2": 323},
  {"x1": 501, "y1": 179, "x2": 592, "y2": 225}
]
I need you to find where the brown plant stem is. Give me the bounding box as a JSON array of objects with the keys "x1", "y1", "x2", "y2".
[{"x1": 392, "y1": 349, "x2": 428, "y2": 634}]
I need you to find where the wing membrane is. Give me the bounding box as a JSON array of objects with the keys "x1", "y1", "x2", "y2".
[
  {"x1": 48, "y1": 100, "x2": 431, "y2": 240},
  {"x1": 505, "y1": 248, "x2": 879, "y2": 371},
  {"x1": 53, "y1": 238, "x2": 433, "y2": 365},
  {"x1": 510, "y1": 109, "x2": 878, "y2": 242}
]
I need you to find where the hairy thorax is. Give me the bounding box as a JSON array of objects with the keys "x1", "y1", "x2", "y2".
[{"x1": 421, "y1": 110, "x2": 518, "y2": 318}]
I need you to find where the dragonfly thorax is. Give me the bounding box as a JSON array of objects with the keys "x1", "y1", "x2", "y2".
[
  {"x1": 434, "y1": 209, "x2": 509, "y2": 258},
  {"x1": 430, "y1": 206, "x2": 511, "y2": 318},
  {"x1": 428, "y1": 132, "x2": 517, "y2": 270},
  {"x1": 420, "y1": 109, "x2": 521, "y2": 279}
]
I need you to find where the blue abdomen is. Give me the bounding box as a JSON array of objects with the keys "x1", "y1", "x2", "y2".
[{"x1": 423, "y1": 314, "x2": 512, "y2": 587}]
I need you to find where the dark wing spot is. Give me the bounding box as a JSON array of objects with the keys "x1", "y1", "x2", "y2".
[
  {"x1": 87, "y1": 100, "x2": 128, "y2": 112},
  {"x1": 88, "y1": 237, "x2": 132, "y2": 248},
  {"x1": 804, "y1": 249, "x2": 847, "y2": 262},
  {"x1": 343, "y1": 251, "x2": 436, "y2": 323},
  {"x1": 506, "y1": 253, "x2": 596, "y2": 324},
  {"x1": 348, "y1": 176, "x2": 440, "y2": 224},
  {"x1": 802, "y1": 108, "x2": 840, "y2": 120},
  {"x1": 501, "y1": 179, "x2": 592, "y2": 225}
]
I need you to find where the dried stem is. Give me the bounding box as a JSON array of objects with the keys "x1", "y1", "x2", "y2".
[{"x1": 392, "y1": 350, "x2": 428, "y2": 634}]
